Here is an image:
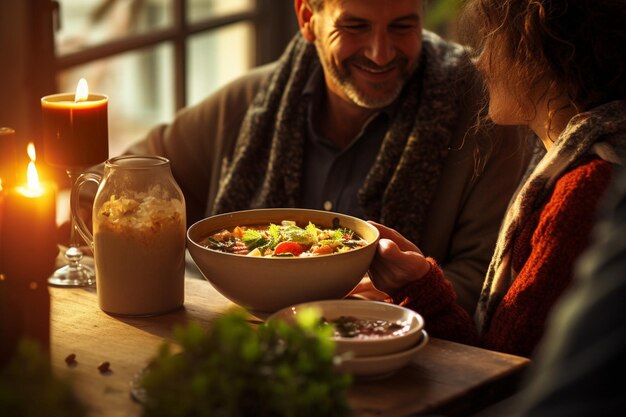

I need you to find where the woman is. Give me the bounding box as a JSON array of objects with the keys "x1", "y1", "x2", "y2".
[{"x1": 366, "y1": 0, "x2": 626, "y2": 357}]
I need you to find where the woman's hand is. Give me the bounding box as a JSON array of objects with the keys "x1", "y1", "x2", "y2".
[{"x1": 367, "y1": 221, "x2": 432, "y2": 296}]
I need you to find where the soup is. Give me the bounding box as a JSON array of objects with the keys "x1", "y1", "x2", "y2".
[
  {"x1": 326, "y1": 316, "x2": 412, "y2": 339},
  {"x1": 200, "y1": 220, "x2": 368, "y2": 257}
]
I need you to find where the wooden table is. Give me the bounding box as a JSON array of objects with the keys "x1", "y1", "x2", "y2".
[{"x1": 50, "y1": 278, "x2": 529, "y2": 417}]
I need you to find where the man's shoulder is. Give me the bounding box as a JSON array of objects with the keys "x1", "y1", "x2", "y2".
[
  {"x1": 230, "y1": 62, "x2": 277, "y2": 89},
  {"x1": 210, "y1": 62, "x2": 278, "y2": 106},
  {"x1": 421, "y1": 30, "x2": 471, "y2": 68},
  {"x1": 182, "y1": 62, "x2": 278, "y2": 126},
  {"x1": 419, "y1": 29, "x2": 480, "y2": 100}
]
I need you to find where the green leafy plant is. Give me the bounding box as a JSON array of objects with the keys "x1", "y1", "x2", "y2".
[
  {"x1": 140, "y1": 308, "x2": 353, "y2": 417},
  {"x1": 0, "y1": 339, "x2": 85, "y2": 417}
]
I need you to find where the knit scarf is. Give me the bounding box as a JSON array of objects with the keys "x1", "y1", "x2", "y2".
[
  {"x1": 212, "y1": 32, "x2": 471, "y2": 245},
  {"x1": 475, "y1": 100, "x2": 626, "y2": 334}
]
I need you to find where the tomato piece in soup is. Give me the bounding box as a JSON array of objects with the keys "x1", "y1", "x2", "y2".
[{"x1": 274, "y1": 241, "x2": 306, "y2": 256}]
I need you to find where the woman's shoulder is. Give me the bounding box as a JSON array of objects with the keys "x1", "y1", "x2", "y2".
[
  {"x1": 557, "y1": 157, "x2": 614, "y2": 192},
  {"x1": 543, "y1": 157, "x2": 614, "y2": 223}
]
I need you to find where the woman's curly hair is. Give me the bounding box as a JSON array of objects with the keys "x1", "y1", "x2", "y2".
[{"x1": 460, "y1": 0, "x2": 626, "y2": 114}]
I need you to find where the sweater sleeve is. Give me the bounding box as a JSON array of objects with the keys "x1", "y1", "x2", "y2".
[
  {"x1": 391, "y1": 258, "x2": 480, "y2": 346},
  {"x1": 482, "y1": 159, "x2": 613, "y2": 357}
]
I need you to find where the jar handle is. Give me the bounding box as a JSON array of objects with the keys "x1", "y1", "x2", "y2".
[{"x1": 70, "y1": 172, "x2": 102, "y2": 249}]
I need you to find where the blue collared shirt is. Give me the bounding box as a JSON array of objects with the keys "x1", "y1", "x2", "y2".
[{"x1": 299, "y1": 65, "x2": 391, "y2": 219}]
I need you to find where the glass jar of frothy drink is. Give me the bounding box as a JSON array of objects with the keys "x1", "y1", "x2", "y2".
[{"x1": 71, "y1": 156, "x2": 186, "y2": 316}]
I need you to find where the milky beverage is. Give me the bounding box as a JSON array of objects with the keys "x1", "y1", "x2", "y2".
[{"x1": 94, "y1": 191, "x2": 185, "y2": 316}]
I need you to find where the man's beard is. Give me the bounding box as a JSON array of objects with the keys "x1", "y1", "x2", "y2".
[{"x1": 315, "y1": 42, "x2": 415, "y2": 109}]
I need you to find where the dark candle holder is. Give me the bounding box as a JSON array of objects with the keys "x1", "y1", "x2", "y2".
[{"x1": 41, "y1": 89, "x2": 109, "y2": 288}]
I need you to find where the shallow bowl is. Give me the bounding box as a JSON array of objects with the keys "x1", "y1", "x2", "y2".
[
  {"x1": 268, "y1": 299, "x2": 425, "y2": 357},
  {"x1": 187, "y1": 208, "x2": 380, "y2": 315},
  {"x1": 336, "y1": 330, "x2": 429, "y2": 378}
]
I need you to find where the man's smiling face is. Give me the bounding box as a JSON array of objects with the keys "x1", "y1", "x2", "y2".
[{"x1": 311, "y1": 0, "x2": 424, "y2": 109}]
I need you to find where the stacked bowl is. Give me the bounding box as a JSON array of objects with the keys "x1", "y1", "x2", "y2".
[{"x1": 269, "y1": 299, "x2": 428, "y2": 378}]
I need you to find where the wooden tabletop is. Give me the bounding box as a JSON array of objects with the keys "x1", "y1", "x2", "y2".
[{"x1": 50, "y1": 278, "x2": 529, "y2": 417}]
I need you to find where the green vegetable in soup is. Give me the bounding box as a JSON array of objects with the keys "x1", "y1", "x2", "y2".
[
  {"x1": 242, "y1": 229, "x2": 269, "y2": 251},
  {"x1": 282, "y1": 223, "x2": 317, "y2": 246}
]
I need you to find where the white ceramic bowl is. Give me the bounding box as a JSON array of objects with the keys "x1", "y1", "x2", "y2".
[
  {"x1": 336, "y1": 330, "x2": 429, "y2": 378},
  {"x1": 187, "y1": 208, "x2": 380, "y2": 315},
  {"x1": 268, "y1": 299, "x2": 425, "y2": 357}
]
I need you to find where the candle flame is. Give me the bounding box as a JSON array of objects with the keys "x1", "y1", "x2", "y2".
[
  {"x1": 20, "y1": 143, "x2": 43, "y2": 197},
  {"x1": 26, "y1": 161, "x2": 42, "y2": 193},
  {"x1": 75, "y1": 78, "x2": 89, "y2": 102}
]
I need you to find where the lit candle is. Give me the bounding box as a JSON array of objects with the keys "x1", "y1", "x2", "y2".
[
  {"x1": 0, "y1": 143, "x2": 58, "y2": 281},
  {"x1": 41, "y1": 78, "x2": 109, "y2": 168},
  {"x1": 0, "y1": 143, "x2": 56, "y2": 352}
]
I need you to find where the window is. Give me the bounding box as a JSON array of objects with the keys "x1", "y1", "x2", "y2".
[
  {"x1": 0, "y1": 0, "x2": 295, "y2": 162},
  {"x1": 51, "y1": 0, "x2": 296, "y2": 156}
]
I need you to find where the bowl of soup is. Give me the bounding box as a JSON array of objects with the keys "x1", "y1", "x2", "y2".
[
  {"x1": 268, "y1": 299, "x2": 425, "y2": 357},
  {"x1": 186, "y1": 208, "x2": 380, "y2": 315}
]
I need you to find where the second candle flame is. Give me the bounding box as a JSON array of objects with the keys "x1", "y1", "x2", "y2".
[{"x1": 74, "y1": 78, "x2": 89, "y2": 102}]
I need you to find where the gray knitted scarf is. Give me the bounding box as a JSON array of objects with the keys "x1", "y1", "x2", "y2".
[{"x1": 212, "y1": 32, "x2": 471, "y2": 245}]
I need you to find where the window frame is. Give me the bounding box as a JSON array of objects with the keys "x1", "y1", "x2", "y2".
[
  {"x1": 52, "y1": 0, "x2": 297, "y2": 111},
  {"x1": 0, "y1": 0, "x2": 296, "y2": 178}
]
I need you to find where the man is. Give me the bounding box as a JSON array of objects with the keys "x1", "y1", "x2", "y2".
[{"x1": 127, "y1": 0, "x2": 531, "y2": 313}]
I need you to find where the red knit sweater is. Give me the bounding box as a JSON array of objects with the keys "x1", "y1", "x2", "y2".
[{"x1": 391, "y1": 157, "x2": 614, "y2": 357}]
